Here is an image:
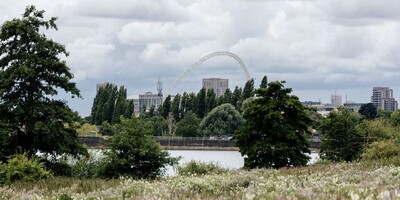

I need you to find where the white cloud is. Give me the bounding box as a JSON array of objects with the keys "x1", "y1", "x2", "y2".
[{"x1": 2, "y1": 0, "x2": 400, "y2": 116}]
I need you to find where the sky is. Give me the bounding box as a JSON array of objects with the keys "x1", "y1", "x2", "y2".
[{"x1": 1, "y1": 0, "x2": 400, "y2": 117}]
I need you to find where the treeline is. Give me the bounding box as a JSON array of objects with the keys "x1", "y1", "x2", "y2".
[
  {"x1": 90, "y1": 84, "x2": 135, "y2": 125},
  {"x1": 86, "y1": 79, "x2": 254, "y2": 137}
]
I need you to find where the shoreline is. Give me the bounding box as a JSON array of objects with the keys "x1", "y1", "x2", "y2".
[{"x1": 161, "y1": 146, "x2": 239, "y2": 151}]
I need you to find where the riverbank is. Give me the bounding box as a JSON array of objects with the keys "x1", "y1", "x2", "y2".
[{"x1": 162, "y1": 146, "x2": 239, "y2": 151}]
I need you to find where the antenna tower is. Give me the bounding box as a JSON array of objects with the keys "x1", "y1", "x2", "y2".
[{"x1": 157, "y1": 78, "x2": 163, "y2": 97}]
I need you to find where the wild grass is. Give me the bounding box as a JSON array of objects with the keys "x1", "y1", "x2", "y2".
[{"x1": 1, "y1": 157, "x2": 400, "y2": 199}]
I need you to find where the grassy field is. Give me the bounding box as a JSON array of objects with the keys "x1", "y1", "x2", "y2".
[{"x1": 1, "y1": 158, "x2": 400, "y2": 199}]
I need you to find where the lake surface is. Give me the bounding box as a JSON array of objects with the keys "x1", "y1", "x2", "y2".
[{"x1": 165, "y1": 150, "x2": 319, "y2": 176}]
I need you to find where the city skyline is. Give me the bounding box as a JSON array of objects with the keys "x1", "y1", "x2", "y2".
[{"x1": 1, "y1": 1, "x2": 400, "y2": 116}]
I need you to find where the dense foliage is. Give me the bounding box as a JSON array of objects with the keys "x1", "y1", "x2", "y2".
[
  {"x1": 234, "y1": 80, "x2": 312, "y2": 169},
  {"x1": 100, "y1": 117, "x2": 177, "y2": 179},
  {"x1": 0, "y1": 154, "x2": 51, "y2": 184},
  {"x1": 175, "y1": 111, "x2": 202, "y2": 137},
  {"x1": 320, "y1": 108, "x2": 364, "y2": 162},
  {"x1": 358, "y1": 103, "x2": 377, "y2": 120},
  {"x1": 90, "y1": 84, "x2": 134, "y2": 125},
  {"x1": 0, "y1": 6, "x2": 86, "y2": 161},
  {"x1": 200, "y1": 103, "x2": 244, "y2": 136}
]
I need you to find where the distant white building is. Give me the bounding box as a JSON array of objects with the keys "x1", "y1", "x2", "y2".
[
  {"x1": 330, "y1": 94, "x2": 342, "y2": 106},
  {"x1": 138, "y1": 92, "x2": 163, "y2": 112},
  {"x1": 202, "y1": 78, "x2": 228, "y2": 97}
]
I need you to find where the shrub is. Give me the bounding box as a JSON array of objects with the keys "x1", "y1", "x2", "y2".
[
  {"x1": 71, "y1": 157, "x2": 105, "y2": 178},
  {"x1": 0, "y1": 162, "x2": 5, "y2": 184},
  {"x1": 177, "y1": 160, "x2": 228, "y2": 176},
  {"x1": 362, "y1": 139, "x2": 400, "y2": 160},
  {"x1": 3, "y1": 154, "x2": 51, "y2": 184},
  {"x1": 43, "y1": 159, "x2": 72, "y2": 177}
]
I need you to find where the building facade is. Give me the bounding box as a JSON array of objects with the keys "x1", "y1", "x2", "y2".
[
  {"x1": 371, "y1": 87, "x2": 398, "y2": 111},
  {"x1": 139, "y1": 92, "x2": 163, "y2": 112},
  {"x1": 330, "y1": 94, "x2": 342, "y2": 106},
  {"x1": 202, "y1": 78, "x2": 228, "y2": 97}
]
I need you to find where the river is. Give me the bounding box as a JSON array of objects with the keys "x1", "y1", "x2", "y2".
[{"x1": 165, "y1": 150, "x2": 319, "y2": 176}]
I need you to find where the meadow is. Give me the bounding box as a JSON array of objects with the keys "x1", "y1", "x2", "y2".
[{"x1": 1, "y1": 158, "x2": 400, "y2": 200}]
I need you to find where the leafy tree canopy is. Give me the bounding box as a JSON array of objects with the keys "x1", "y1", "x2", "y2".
[
  {"x1": 200, "y1": 103, "x2": 244, "y2": 136},
  {"x1": 320, "y1": 108, "x2": 363, "y2": 162},
  {"x1": 100, "y1": 117, "x2": 177, "y2": 179},
  {"x1": 234, "y1": 80, "x2": 312, "y2": 169},
  {"x1": 176, "y1": 111, "x2": 202, "y2": 137},
  {"x1": 0, "y1": 6, "x2": 86, "y2": 161},
  {"x1": 358, "y1": 103, "x2": 377, "y2": 120}
]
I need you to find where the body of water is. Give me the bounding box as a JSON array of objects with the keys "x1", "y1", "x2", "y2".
[{"x1": 165, "y1": 150, "x2": 319, "y2": 176}]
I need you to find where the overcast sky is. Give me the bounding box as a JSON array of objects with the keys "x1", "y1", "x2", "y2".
[{"x1": 1, "y1": 0, "x2": 400, "y2": 117}]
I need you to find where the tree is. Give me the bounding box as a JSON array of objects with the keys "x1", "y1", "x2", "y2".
[
  {"x1": 0, "y1": 6, "x2": 86, "y2": 161},
  {"x1": 195, "y1": 88, "x2": 207, "y2": 118},
  {"x1": 231, "y1": 86, "x2": 242, "y2": 109},
  {"x1": 358, "y1": 103, "x2": 377, "y2": 120},
  {"x1": 125, "y1": 99, "x2": 135, "y2": 118},
  {"x1": 99, "y1": 121, "x2": 115, "y2": 136},
  {"x1": 112, "y1": 86, "x2": 128, "y2": 124},
  {"x1": 100, "y1": 117, "x2": 177, "y2": 179},
  {"x1": 171, "y1": 93, "x2": 182, "y2": 121},
  {"x1": 176, "y1": 111, "x2": 202, "y2": 137},
  {"x1": 390, "y1": 110, "x2": 400, "y2": 127},
  {"x1": 200, "y1": 104, "x2": 244, "y2": 136},
  {"x1": 160, "y1": 95, "x2": 172, "y2": 119},
  {"x1": 358, "y1": 118, "x2": 391, "y2": 148},
  {"x1": 205, "y1": 88, "x2": 217, "y2": 114},
  {"x1": 260, "y1": 75, "x2": 268, "y2": 88},
  {"x1": 234, "y1": 80, "x2": 312, "y2": 169},
  {"x1": 242, "y1": 78, "x2": 254, "y2": 100},
  {"x1": 319, "y1": 108, "x2": 363, "y2": 162}
]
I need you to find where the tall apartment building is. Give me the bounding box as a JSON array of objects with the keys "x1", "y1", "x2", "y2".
[
  {"x1": 202, "y1": 78, "x2": 228, "y2": 97},
  {"x1": 139, "y1": 92, "x2": 163, "y2": 112},
  {"x1": 330, "y1": 94, "x2": 342, "y2": 106},
  {"x1": 371, "y1": 87, "x2": 398, "y2": 111}
]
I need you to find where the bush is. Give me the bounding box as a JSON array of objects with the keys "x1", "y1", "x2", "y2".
[
  {"x1": 71, "y1": 157, "x2": 105, "y2": 179},
  {"x1": 43, "y1": 160, "x2": 72, "y2": 177},
  {"x1": 0, "y1": 162, "x2": 5, "y2": 184},
  {"x1": 2, "y1": 154, "x2": 51, "y2": 184},
  {"x1": 362, "y1": 139, "x2": 400, "y2": 160},
  {"x1": 177, "y1": 160, "x2": 228, "y2": 176}
]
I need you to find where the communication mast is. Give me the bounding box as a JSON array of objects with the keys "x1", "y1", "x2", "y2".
[{"x1": 157, "y1": 78, "x2": 163, "y2": 97}]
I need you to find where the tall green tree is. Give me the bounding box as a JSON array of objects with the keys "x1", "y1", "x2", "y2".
[
  {"x1": 231, "y1": 86, "x2": 242, "y2": 109},
  {"x1": 319, "y1": 108, "x2": 363, "y2": 162},
  {"x1": 242, "y1": 78, "x2": 254, "y2": 100},
  {"x1": 219, "y1": 88, "x2": 232, "y2": 105},
  {"x1": 205, "y1": 88, "x2": 217, "y2": 114},
  {"x1": 0, "y1": 6, "x2": 86, "y2": 160},
  {"x1": 112, "y1": 86, "x2": 128, "y2": 124},
  {"x1": 200, "y1": 104, "x2": 244, "y2": 136},
  {"x1": 196, "y1": 88, "x2": 207, "y2": 118},
  {"x1": 125, "y1": 99, "x2": 135, "y2": 118},
  {"x1": 160, "y1": 95, "x2": 172, "y2": 119},
  {"x1": 234, "y1": 80, "x2": 312, "y2": 169},
  {"x1": 171, "y1": 93, "x2": 182, "y2": 121},
  {"x1": 260, "y1": 75, "x2": 268, "y2": 88}
]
